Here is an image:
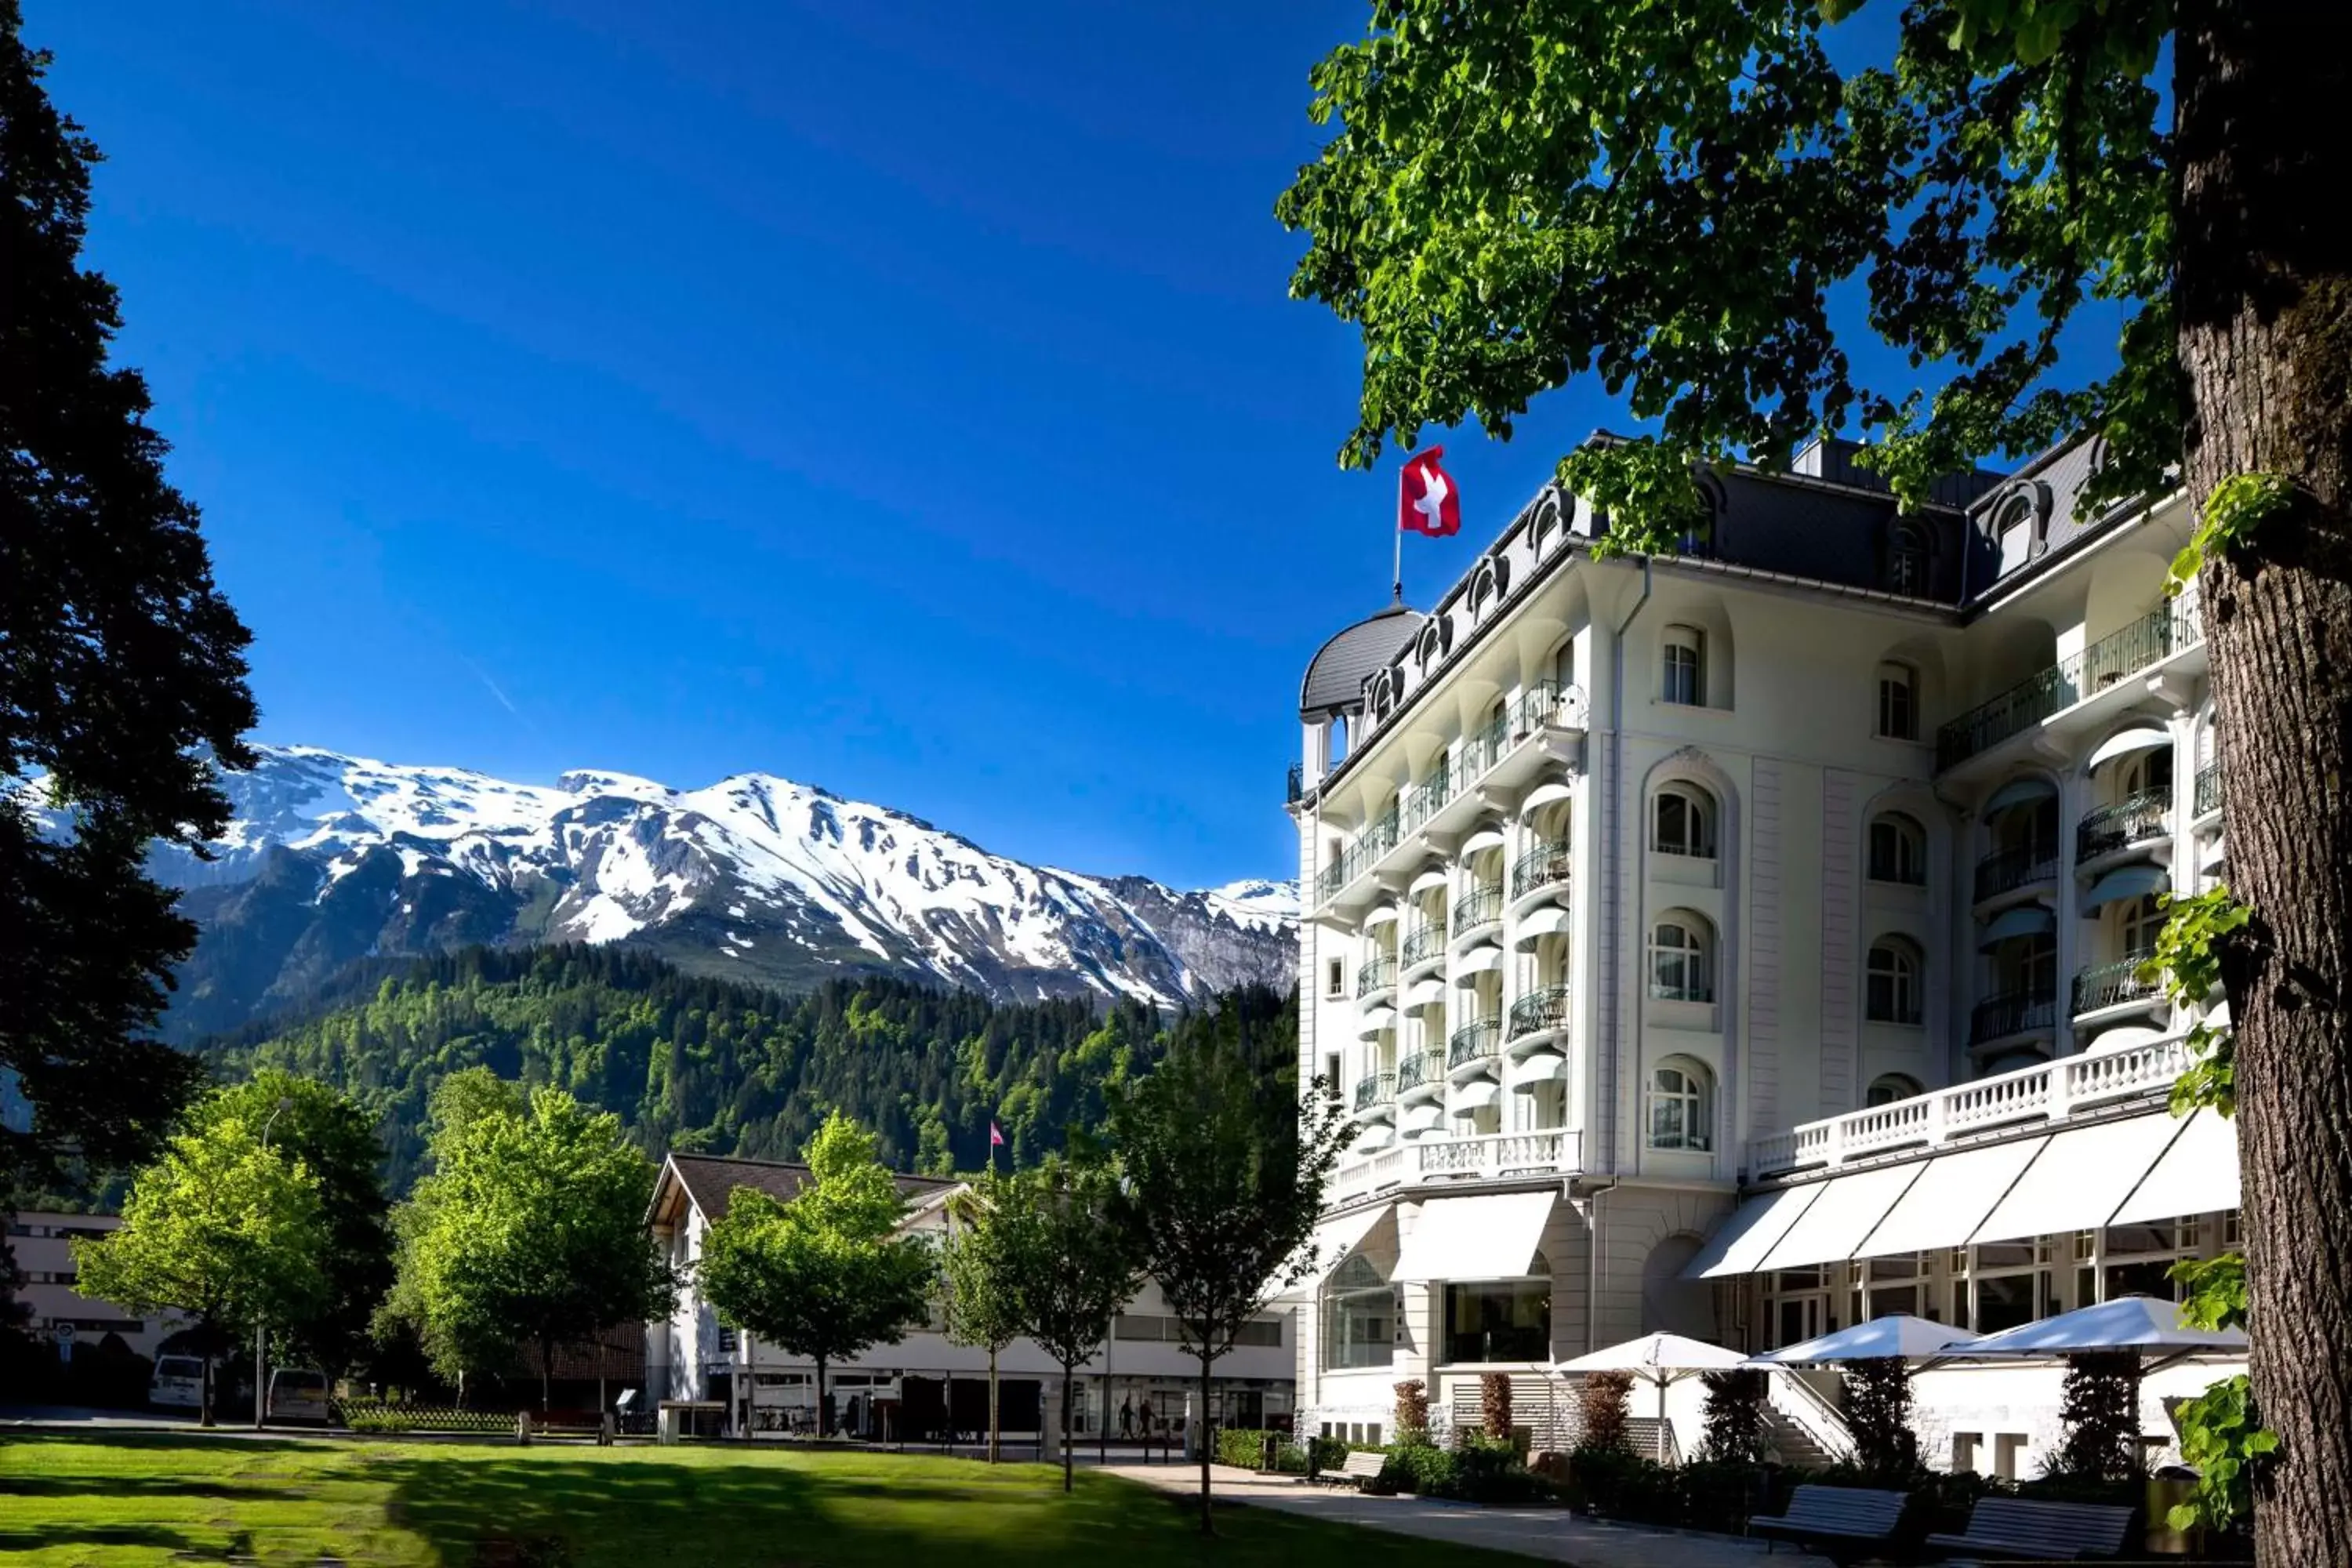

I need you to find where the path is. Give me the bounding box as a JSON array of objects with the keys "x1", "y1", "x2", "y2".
[{"x1": 1097, "y1": 1461, "x2": 1776, "y2": 1568}]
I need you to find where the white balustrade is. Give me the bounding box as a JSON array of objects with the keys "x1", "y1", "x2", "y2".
[{"x1": 1414, "y1": 1128, "x2": 1582, "y2": 1181}]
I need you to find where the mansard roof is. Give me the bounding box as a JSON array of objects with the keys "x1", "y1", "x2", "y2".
[{"x1": 1301, "y1": 601, "x2": 1424, "y2": 717}]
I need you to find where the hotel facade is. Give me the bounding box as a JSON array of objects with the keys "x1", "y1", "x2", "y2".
[{"x1": 1287, "y1": 435, "x2": 2238, "y2": 1473}]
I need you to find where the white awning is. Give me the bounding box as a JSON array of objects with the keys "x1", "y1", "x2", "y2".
[
  {"x1": 1454, "y1": 945, "x2": 1504, "y2": 981},
  {"x1": 1854, "y1": 1136, "x2": 2051, "y2": 1259},
  {"x1": 1403, "y1": 1102, "x2": 1445, "y2": 1132},
  {"x1": 1409, "y1": 867, "x2": 1451, "y2": 898},
  {"x1": 1406, "y1": 978, "x2": 1448, "y2": 1009},
  {"x1": 1295, "y1": 1202, "x2": 1395, "y2": 1286},
  {"x1": 1461, "y1": 826, "x2": 1508, "y2": 857},
  {"x1": 1366, "y1": 903, "x2": 1402, "y2": 929},
  {"x1": 1512, "y1": 1048, "x2": 1566, "y2": 1086},
  {"x1": 1355, "y1": 1124, "x2": 1396, "y2": 1152},
  {"x1": 1392, "y1": 1192, "x2": 1554, "y2": 1281},
  {"x1": 1971, "y1": 1113, "x2": 2191, "y2": 1245},
  {"x1": 1358, "y1": 1006, "x2": 1396, "y2": 1037},
  {"x1": 1451, "y1": 1078, "x2": 1500, "y2": 1110},
  {"x1": 1519, "y1": 781, "x2": 1574, "y2": 815},
  {"x1": 2083, "y1": 864, "x2": 2171, "y2": 913},
  {"x1": 1984, "y1": 776, "x2": 2058, "y2": 816},
  {"x1": 1978, "y1": 903, "x2": 2056, "y2": 951},
  {"x1": 1685, "y1": 1185, "x2": 1825, "y2": 1279},
  {"x1": 2088, "y1": 726, "x2": 2173, "y2": 774},
  {"x1": 2082, "y1": 1023, "x2": 2168, "y2": 1057},
  {"x1": 1758, "y1": 1163, "x2": 1934, "y2": 1272},
  {"x1": 2112, "y1": 1108, "x2": 2240, "y2": 1225},
  {"x1": 1515, "y1": 907, "x2": 1570, "y2": 949}
]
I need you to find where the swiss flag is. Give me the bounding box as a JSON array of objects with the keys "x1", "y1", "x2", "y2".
[{"x1": 1399, "y1": 448, "x2": 1461, "y2": 536}]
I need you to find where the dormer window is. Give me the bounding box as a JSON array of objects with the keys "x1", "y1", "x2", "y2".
[
  {"x1": 1995, "y1": 499, "x2": 2035, "y2": 576},
  {"x1": 1889, "y1": 522, "x2": 1927, "y2": 595}
]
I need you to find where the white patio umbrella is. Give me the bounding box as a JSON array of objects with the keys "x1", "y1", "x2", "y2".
[
  {"x1": 1938, "y1": 1294, "x2": 2246, "y2": 1369},
  {"x1": 1750, "y1": 1313, "x2": 1980, "y2": 1365},
  {"x1": 1552, "y1": 1332, "x2": 1749, "y2": 1462}
]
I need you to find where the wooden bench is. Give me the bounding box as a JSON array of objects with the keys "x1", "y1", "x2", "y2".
[
  {"x1": 1749, "y1": 1484, "x2": 1911, "y2": 1564},
  {"x1": 1926, "y1": 1497, "x2": 2136, "y2": 1561},
  {"x1": 1316, "y1": 1450, "x2": 1387, "y2": 1489},
  {"x1": 517, "y1": 1410, "x2": 614, "y2": 1446}
]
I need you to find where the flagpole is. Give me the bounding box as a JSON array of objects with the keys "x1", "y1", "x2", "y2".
[{"x1": 1392, "y1": 468, "x2": 1405, "y2": 604}]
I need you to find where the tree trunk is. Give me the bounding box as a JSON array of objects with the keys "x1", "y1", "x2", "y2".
[
  {"x1": 815, "y1": 1354, "x2": 828, "y2": 1439},
  {"x1": 2176, "y1": 5, "x2": 2352, "y2": 1563},
  {"x1": 539, "y1": 1334, "x2": 553, "y2": 1413},
  {"x1": 988, "y1": 1345, "x2": 1000, "y2": 1464},
  {"x1": 1195, "y1": 1345, "x2": 1214, "y2": 1535},
  {"x1": 199, "y1": 1354, "x2": 213, "y2": 1428},
  {"x1": 1060, "y1": 1362, "x2": 1077, "y2": 1493}
]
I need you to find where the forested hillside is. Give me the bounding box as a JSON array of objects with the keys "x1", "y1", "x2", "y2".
[{"x1": 195, "y1": 945, "x2": 1298, "y2": 1192}]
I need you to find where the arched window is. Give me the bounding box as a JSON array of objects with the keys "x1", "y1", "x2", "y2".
[
  {"x1": 1653, "y1": 785, "x2": 1718, "y2": 859},
  {"x1": 1889, "y1": 522, "x2": 1928, "y2": 596},
  {"x1": 1995, "y1": 499, "x2": 2035, "y2": 575},
  {"x1": 1876, "y1": 662, "x2": 1918, "y2": 741},
  {"x1": 1868, "y1": 812, "x2": 1927, "y2": 885},
  {"x1": 1321, "y1": 1251, "x2": 1395, "y2": 1371},
  {"x1": 1649, "y1": 917, "x2": 1715, "y2": 1002},
  {"x1": 1866, "y1": 938, "x2": 1925, "y2": 1025},
  {"x1": 1662, "y1": 624, "x2": 1705, "y2": 706},
  {"x1": 1648, "y1": 1058, "x2": 1714, "y2": 1151},
  {"x1": 2120, "y1": 893, "x2": 2166, "y2": 959},
  {"x1": 2120, "y1": 746, "x2": 2174, "y2": 800},
  {"x1": 1867, "y1": 1073, "x2": 1924, "y2": 1107}
]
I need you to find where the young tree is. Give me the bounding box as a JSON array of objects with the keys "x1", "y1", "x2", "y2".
[
  {"x1": 1016, "y1": 1153, "x2": 1143, "y2": 1491},
  {"x1": 1842, "y1": 1356, "x2": 1923, "y2": 1483},
  {"x1": 73, "y1": 1116, "x2": 329, "y2": 1425},
  {"x1": 942, "y1": 1172, "x2": 1034, "y2": 1462},
  {"x1": 191, "y1": 1072, "x2": 393, "y2": 1385},
  {"x1": 1279, "y1": 7, "x2": 2352, "y2": 1556},
  {"x1": 390, "y1": 1080, "x2": 674, "y2": 1407},
  {"x1": 1109, "y1": 997, "x2": 1351, "y2": 1532},
  {"x1": 696, "y1": 1112, "x2": 935, "y2": 1437}
]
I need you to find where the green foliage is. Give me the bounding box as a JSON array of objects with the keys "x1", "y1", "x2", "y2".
[
  {"x1": 387, "y1": 1081, "x2": 674, "y2": 1396},
  {"x1": 73, "y1": 1112, "x2": 331, "y2": 1422},
  {"x1": 1, "y1": 0, "x2": 256, "y2": 1192},
  {"x1": 201, "y1": 945, "x2": 1186, "y2": 1193},
  {"x1": 2170, "y1": 472, "x2": 2298, "y2": 595},
  {"x1": 696, "y1": 1112, "x2": 936, "y2": 1432},
  {"x1": 1379, "y1": 1437, "x2": 1547, "y2": 1504},
  {"x1": 1574, "y1": 1370, "x2": 1633, "y2": 1455},
  {"x1": 1392, "y1": 1377, "x2": 1429, "y2": 1443},
  {"x1": 2168, "y1": 1373, "x2": 2273, "y2": 1533},
  {"x1": 2172, "y1": 1252, "x2": 2249, "y2": 1333},
  {"x1": 942, "y1": 1174, "x2": 1036, "y2": 1359},
  {"x1": 1012, "y1": 1153, "x2": 1143, "y2": 1490},
  {"x1": 1841, "y1": 1356, "x2": 1924, "y2": 1483},
  {"x1": 2142, "y1": 891, "x2": 2245, "y2": 1115},
  {"x1": 2047, "y1": 1351, "x2": 2143, "y2": 1483},
  {"x1": 1696, "y1": 1368, "x2": 1770, "y2": 1465},
  {"x1": 334, "y1": 1398, "x2": 515, "y2": 1435}
]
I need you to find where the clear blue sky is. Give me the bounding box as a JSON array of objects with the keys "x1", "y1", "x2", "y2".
[{"x1": 32, "y1": 2, "x2": 2115, "y2": 891}]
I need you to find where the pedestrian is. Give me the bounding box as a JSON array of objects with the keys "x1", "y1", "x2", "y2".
[
  {"x1": 1139, "y1": 1399, "x2": 1154, "y2": 1435},
  {"x1": 1119, "y1": 1397, "x2": 1133, "y2": 1439}
]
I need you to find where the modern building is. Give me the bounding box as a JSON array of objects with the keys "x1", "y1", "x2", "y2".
[
  {"x1": 5, "y1": 1210, "x2": 179, "y2": 1359},
  {"x1": 1287, "y1": 434, "x2": 2238, "y2": 1474},
  {"x1": 645, "y1": 1152, "x2": 1294, "y2": 1440}
]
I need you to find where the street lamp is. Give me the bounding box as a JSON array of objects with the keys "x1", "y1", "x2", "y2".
[{"x1": 255, "y1": 1096, "x2": 292, "y2": 1431}]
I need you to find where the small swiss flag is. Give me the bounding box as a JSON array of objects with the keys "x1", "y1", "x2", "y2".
[
  {"x1": 989, "y1": 1121, "x2": 1005, "y2": 1149},
  {"x1": 1399, "y1": 448, "x2": 1462, "y2": 536}
]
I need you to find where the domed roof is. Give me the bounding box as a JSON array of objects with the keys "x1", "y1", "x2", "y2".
[{"x1": 1301, "y1": 601, "x2": 1423, "y2": 718}]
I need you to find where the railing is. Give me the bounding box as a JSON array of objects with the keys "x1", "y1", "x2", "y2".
[
  {"x1": 1397, "y1": 1050, "x2": 1444, "y2": 1094},
  {"x1": 2195, "y1": 763, "x2": 2223, "y2": 818},
  {"x1": 1447, "y1": 1018, "x2": 1501, "y2": 1070},
  {"x1": 1508, "y1": 984, "x2": 1572, "y2": 1040},
  {"x1": 1403, "y1": 762, "x2": 1454, "y2": 829},
  {"x1": 1416, "y1": 1127, "x2": 1583, "y2": 1181},
  {"x1": 1751, "y1": 1034, "x2": 2190, "y2": 1176},
  {"x1": 2072, "y1": 951, "x2": 2160, "y2": 1017},
  {"x1": 1286, "y1": 761, "x2": 1303, "y2": 805},
  {"x1": 1329, "y1": 1147, "x2": 1406, "y2": 1200},
  {"x1": 1352, "y1": 1071, "x2": 1396, "y2": 1112},
  {"x1": 1512, "y1": 839, "x2": 1573, "y2": 899},
  {"x1": 2077, "y1": 787, "x2": 2172, "y2": 862},
  {"x1": 1315, "y1": 803, "x2": 1400, "y2": 901},
  {"x1": 1766, "y1": 1372, "x2": 1857, "y2": 1463},
  {"x1": 1936, "y1": 590, "x2": 2203, "y2": 770},
  {"x1": 1357, "y1": 956, "x2": 1397, "y2": 996},
  {"x1": 1451, "y1": 886, "x2": 1504, "y2": 934},
  {"x1": 1969, "y1": 988, "x2": 2057, "y2": 1046},
  {"x1": 1400, "y1": 920, "x2": 1447, "y2": 969},
  {"x1": 1973, "y1": 844, "x2": 2059, "y2": 903}
]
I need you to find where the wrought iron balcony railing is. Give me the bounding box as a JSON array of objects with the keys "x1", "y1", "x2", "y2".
[
  {"x1": 2072, "y1": 953, "x2": 2161, "y2": 1017},
  {"x1": 1512, "y1": 839, "x2": 1573, "y2": 900},
  {"x1": 1936, "y1": 590, "x2": 2202, "y2": 770},
  {"x1": 1396, "y1": 1050, "x2": 1444, "y2": 1094},
  {"x1": 1508, "y1": 984, "x2": 1572, "y2": 1040},
  {"x1": 1352, "y1": 1071, "x2": 1396, "y2": 1112},
  {"x1": 1356, "y1": 957, "x2": 1396, "y2": 996},
  {"x1": 1973, "y1": 844, "x2": 2060, "y2": 903},
  {"x1": 1447, "y1": 1018, "x2": 1501, "y2": 1071},
  {"x1": 2195, "y1": 763, "x2": 2223, "y2": 818},
  {"x1": 1400, "y1": 920, "x2": 1447, "y2": 969},
  {"x1": 1450, "y1": 886, "x2": 1504, "y2": 935},
  {"x1": 2077, "y1": 786, "x2": 2172, "y2": 862},
  {"x1": 1969, "y1": 988, "x2": 2058, "y2": 1046}
]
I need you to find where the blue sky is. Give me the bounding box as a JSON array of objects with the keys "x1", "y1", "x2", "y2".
[{"x1": 33, "y1": 2, "x2": 2116, "y2": 891}]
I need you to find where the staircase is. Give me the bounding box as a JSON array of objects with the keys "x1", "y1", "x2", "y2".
[{"x1": 1764, "y1": 1405, "x2": 1837, "y2": 1468}]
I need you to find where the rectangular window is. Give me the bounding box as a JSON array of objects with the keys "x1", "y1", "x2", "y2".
[
  {"x1": 1973, "y1": 1272, "x2": 2045, "y2": 1334},
  {"x1": 1325, "y1": 958, "x2": 1346, "y2": 999},
  {"x1": 1876, "y1": 666, "x2": 1918, "y2": 739},
  {"x1": 1441, "y1": 1279, "x2": 1552, "y2": 1363}
]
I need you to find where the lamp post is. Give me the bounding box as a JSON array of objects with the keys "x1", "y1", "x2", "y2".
[{"x1": 254, "y1": 1097, "x2": 292, "y2": 1431}]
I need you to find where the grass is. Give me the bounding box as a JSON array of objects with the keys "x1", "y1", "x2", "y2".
[{"x1": 0, "y1": 1432, "x2": 1537, "y2": 1568}]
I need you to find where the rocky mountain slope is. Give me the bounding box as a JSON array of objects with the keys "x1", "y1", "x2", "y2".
[{"x1": 38, "y1": 746, "x2": 1297, "y2": 1039}]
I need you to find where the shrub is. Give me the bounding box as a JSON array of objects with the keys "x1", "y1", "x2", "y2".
[
  {"x1": 1479, "y1": 1372, "x2": 1514, "y2": 1443},
  {"x1": 1697, "y1": 1368, "x2": 1769, "y2": 1463},
  {"x1": 1393, "y1": 1377, "x2": 1429, "y2": 1443},
  {"x1": 1381, "y1": 1436, "x2": 1549, "y2": 1504},
  {"x1": 1214, "y1": 1426, "x2": 1279, "y2": 1469},
  {"x1": 1565, "y1": 1445, "x2": 1675, "y2": 1520},
  {"x1": 1577, "y1": 1370, "x2": 1633, "y2": 1454},
  {"x1": 2049, "y1": 1351, "x2": 2144, "y2": 1483},
  {"x1": 1841, "y1": 1357, "x2": 1923, "y2": 1482}
]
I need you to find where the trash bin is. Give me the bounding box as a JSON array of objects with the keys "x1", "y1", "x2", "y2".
[{"x1": 2145, "y1": 1468, "x2": 2198, "y2": 1555}]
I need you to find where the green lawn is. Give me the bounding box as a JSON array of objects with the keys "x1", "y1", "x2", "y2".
[{"x1": 0, "y1": 1432, "x2": 1522, "y2": 1568}]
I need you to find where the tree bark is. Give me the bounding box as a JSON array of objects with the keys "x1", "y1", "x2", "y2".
[
  {"x1": 815, "y1": 1354, "x2": 828, "y2": 1439},
  {"x1": 1060, "y1": 1362, "x2": 1077, "y2": 1492},
  {"x1": 1196, "y1": 1345, "x2": 1214, "y2": 1535},
  {"x1": 988, "y1": 1345, "x2": 1000, "y2": 1464},
  {"x1": 2176, "y1": 5, "x2": 2352, "y2": 1563},
  {"x1": 199, "y1": 1353, "x2": 213, "y2": 1428}
]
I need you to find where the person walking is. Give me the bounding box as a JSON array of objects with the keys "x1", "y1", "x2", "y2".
[
  {"x1": 1118, "y1": 1397, "x2": 1134, "y2": 1439},
  {"x1": 1138, "y1": 1399, "x2": 1154, "y2": 1436}
]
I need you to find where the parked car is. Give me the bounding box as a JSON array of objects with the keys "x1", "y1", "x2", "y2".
[
  {"x1": 265, "y1": 1367, "x2": 331, "y2": 1425},
  {"x1": 150, "y1": 1355, "x2": 205, "y2": 1411}
]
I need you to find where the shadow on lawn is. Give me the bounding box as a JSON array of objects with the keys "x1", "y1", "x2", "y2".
[
  {"x1": 0, "y1": 1522, "x2": 209, "y2": 1555},
  {"x1": 0, "y1": 1472, "x2": 299, "y2": 1501}
]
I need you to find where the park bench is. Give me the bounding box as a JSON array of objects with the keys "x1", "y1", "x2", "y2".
[
  {"x1": 1319, "y1": 1450, "x2": 1386, "y2": 1490},
  {"x1": 1926, "y1": 1497, "x2": 2136, "y2": 1561},
  {"x1": 516, "y1": 1408, "x2": 614, "y2": 1445},
  {"x1": 1748, "y1": 1485, "x2": 1910, "y2": 1564}
]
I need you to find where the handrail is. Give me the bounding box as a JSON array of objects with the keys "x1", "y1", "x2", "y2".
[
  {"x1": 2077, "y1": 786, "x2": 2172, "y2": 862},
  {"x1": 1936, "y1": 590, "x2": 2202, "y2": 770},
  {"x1": 1352, "y1": 1072, "x2": 1396, "y2": 1112},
  {"x1": 1765, "y1": 1371, "x2": 1856, "y2": 1463},
  {"x1": 1447, "y1": 1018, "x2": 1501, "y2": 1069},
  {"x1": 2194, "y1": 763, "x2": 2223, "y2": 818},
  {"x1": 1356, "y1": 956, "x2": 1397, "y2": 996},
  {"x1": 1396, "y1": 1050, "x2": 1444, "y2": 1093},
  {"x1": 1401, "y1": 920, "x2": 1447, "y2": 968},
  {"x1": 1508, "y1": 984, "x2": 1572, "y2": 1040},
  {"x1": 1973, "y1": 844, "x2": 2059, "y2": 903},
  {"x1": 1286, "y1": 762, "x2": 1303, "y2": 805},
  {"x1": 1969, "y1": 988, "x2": 2057, "y2": 1045},
  {"x1": 1452, "y1": 886, "x2": 1504, "y2": 933},
  {"x1": 2072, "y1": 950, "x2": 2160, "y2": 1016},
  {"x1": 1512, "y1": 838, "x2": 1573, "y2": 898}
]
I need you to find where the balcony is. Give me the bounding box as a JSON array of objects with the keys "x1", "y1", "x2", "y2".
[
  {"x1": 1356, "y1": 956, "x2": 1398, "y2": 1004},
  {"x1": 1512, "y1": 838, "x2": 1573, "y2": 901},
  {"x1": 2077, "y1": 787, "x2": 2172, "y2": 865},
  {"x1": 1287, "y1": 761, "x2": 1303, "y2": 805},
  {"x1": 1973, "y1": 844, "x2": 2059, "y2": 905},
  {"x1": 1400, "y1": 920, "x2": 1447, "y2": 973},
  {"x1": 1329, "y1": 1127, "x2": 1586, "y2": 1203},
  {"x1": 1507, "y1": 984, "x2": 1572, "y2": 1043},
  {"x1": 1352, "y1": 1071, "x2": 1396, "y2": 1115},
  {"x1": 2195, "y1": 763, "x2": 2223, "y2": 818},
  {"x1": 2073, "y1": 951, "x2": 2161, "y2": 1019},
  {"x1": 1969, "y1": 988, "x2": 2057, "y2": 1048},
  {"x1": 1936, "y1": 591, "x2": 2204, "y2": 771},
  {"x1": 1404, "y1": 762, "x2": 1453, "y2": 828},
  {"x1": 1314, "y1": 803, "x2": 1401, "y2": 902},
  {"x1": 1749, "y1": 1033, "x2": 2190, "y2": 1178},
  {"x1": 1447, "y1": 1018, "x2": 1501, "y2": 1073},
  {"x1": 1450, "y1": 886, "x2": 1504, "y2": 941},
  {"x1": 1396, "y1": 1050, "x2": 1445, "y2": 1098}
]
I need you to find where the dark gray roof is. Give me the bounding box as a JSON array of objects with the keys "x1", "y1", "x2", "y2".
[
  {"x1": 666, "y1": 1152, "x2": 956, "y2": 1221},
  {"x1": 1301, "y1": 602, "x2": 1423, "y2": 717}
]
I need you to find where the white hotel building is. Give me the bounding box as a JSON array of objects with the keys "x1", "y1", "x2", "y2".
[{"x1": 1287, "y1": 435, "x2": 2239, "y2": 1473}]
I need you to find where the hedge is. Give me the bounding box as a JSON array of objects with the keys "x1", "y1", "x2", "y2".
[
  {"x1": 334, "y1": 1399, "x2": 517, "y2": 1435},
  {"x1": 1380, "y1": 1438, "x2": 1552, "y2": 1504}
]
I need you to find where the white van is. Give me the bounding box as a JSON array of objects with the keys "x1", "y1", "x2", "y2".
[
  {"x1": 266, "y1": 1368, "x2": 331, "y2": 1425},
  {"x1": 150, "y1": 1356, "x2": 205, "y2": 1410}
]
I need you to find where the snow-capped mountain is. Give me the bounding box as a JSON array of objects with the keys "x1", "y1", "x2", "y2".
[{"x1": 82, "y1": 746, "x2": 1298, "y2": 1040}]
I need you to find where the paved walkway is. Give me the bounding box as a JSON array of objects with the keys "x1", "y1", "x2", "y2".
[{"x1": 1097, "y1": 1462, "x2": 1774, "y2": 1568}]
